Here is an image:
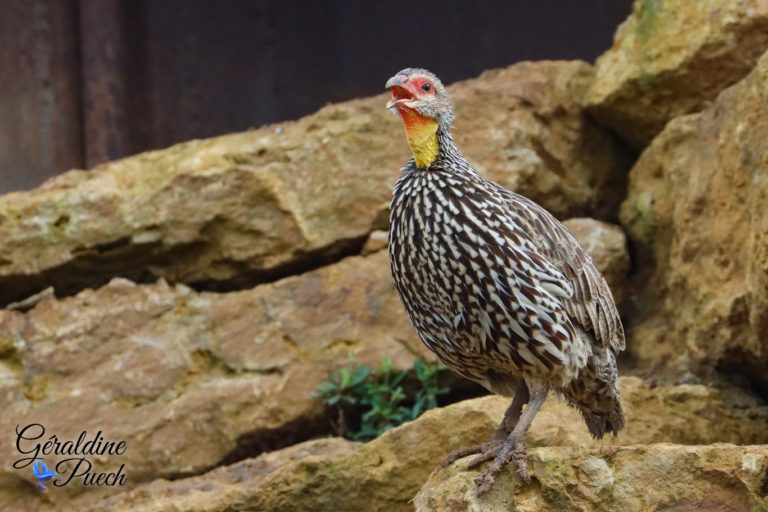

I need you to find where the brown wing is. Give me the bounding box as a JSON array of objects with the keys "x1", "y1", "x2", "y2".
[{"x1": 500, "y1": 190, "x2": 625, "y2": 353}]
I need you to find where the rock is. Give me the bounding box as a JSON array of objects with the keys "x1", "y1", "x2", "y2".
[
  {"x1": 0, "y1": 251, "x2": 429, "y2": 510},
  {"x1": 83, "y1": 438, "x2": 360, "y2": 512},
  {"x1": 361, "y1": 230, "x2": 388, "y2": 256},
  {"x1": 585, "y1": 0, "x2": 768, "y2": 148},
  {"x1": 450, "y1": 61, "x2": 632, "y2": 221},
  {"x1": 86, "y1": 396, "x2": 504, "y2": 512},
  {"x1": 415, "y1": 444, "x2": 768, "y2": 511},
  {"x1": 0, "y1": 60, "x2": 630, "y2": 306},
  {"x1": 81, "y1": 378, "x2": 768, "y2": 512},
  {"x1": 620, "y1": 49, "x2": 768, "y2": 385},
  {"x1": 563, "y1": 218, "x2": 629, "y2": 303}
]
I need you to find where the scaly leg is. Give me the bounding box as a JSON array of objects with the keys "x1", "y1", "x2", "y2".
[
  {"x1": 474, "y1": 381, "x2": 549, "y2": 496},
  {"x1": 440, "y1": 385, "x2": 529, "y2": 468}
]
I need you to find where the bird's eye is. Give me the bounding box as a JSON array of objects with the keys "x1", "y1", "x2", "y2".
[{"x1": 421, "y1": 83, "x2": 432, "y2": 92}]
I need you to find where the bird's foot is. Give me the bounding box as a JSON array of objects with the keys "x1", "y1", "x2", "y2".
[
  {"x1": 440, "y1": 440, "x2": 502, "y2": 468},
  {"x1": 474, "y1": 440, "x2": 529, "y2": 496}
]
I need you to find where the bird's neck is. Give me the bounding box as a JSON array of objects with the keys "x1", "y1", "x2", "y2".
[{"x1": 399, "y1": 108, "x2": 440, "y2": 168}]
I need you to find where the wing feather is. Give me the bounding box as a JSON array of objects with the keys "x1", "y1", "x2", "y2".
[{"x1": 497, "y1": 189, "x2": 625, "y2": 353}]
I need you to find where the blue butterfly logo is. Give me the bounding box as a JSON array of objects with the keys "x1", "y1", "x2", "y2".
[{"x1": 32, "y1": 460, "x2": 55, "y2": 491}]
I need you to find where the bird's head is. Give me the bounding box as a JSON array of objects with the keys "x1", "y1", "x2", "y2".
[
  {"x1": 385, "y1": 68, "x2": 454, "y2": 168},
  {"x1": 385, "y1": 68, "x2": 454, "y2": 128}
]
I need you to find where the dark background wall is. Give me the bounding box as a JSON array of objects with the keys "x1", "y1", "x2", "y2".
[{"x1": 0, "y1": 0, "x2": 632, "y2": 194}]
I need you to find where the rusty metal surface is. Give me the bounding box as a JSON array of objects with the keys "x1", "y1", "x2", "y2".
[
  {"x1": 0, "y1": 0, "x2": 82, "y2": 193},
  {"x1": 78, "y1": 0, "x2": 148, "y2": 168},
  {"x1": 137, "y1": 0, "x2": 633, "y2": 150}
]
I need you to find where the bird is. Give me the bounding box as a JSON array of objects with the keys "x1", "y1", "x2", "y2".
[{"x1": 385, "y1": 68, "x2": 625, "y2": 496}]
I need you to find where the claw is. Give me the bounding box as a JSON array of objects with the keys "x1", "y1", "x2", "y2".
[
  {"x1": 474, "y1": 441, "x2": 529, "y2": 497},
  {"x1": 475, "y1": 471, "x2": 497, "y2": 496},
  {"x1": 439, "y1": 438, "x2": 530, "y2": 496}
]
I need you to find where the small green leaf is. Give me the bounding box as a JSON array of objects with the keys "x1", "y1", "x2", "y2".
[
  {"x1": 312, "y1": 357, "x2": 451, "y2": 441},
  {"x1": 339, "y1": 367, "x2": 351, "y2": 388}
]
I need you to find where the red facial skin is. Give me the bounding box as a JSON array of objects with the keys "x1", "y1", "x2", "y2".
[
  {"x1": 388, "y1": 76, "x2": 437, "y2": 131},
  {"x1": 408, "y1": 76, "x2": 436, "y2": 97}
]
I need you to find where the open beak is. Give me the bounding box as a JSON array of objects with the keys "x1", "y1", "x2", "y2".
[{"x1": 385, "y1": 75, "x2": 416, "y2": 110}]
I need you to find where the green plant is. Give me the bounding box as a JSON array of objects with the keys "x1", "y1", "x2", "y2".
[{"x1": 312, "y1": 356, "x2": 450, "y2": 441}]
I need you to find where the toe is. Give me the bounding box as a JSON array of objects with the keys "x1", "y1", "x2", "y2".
[
  {"x1": 465, "y1": 444, "x2": 501, "y2": 469},
  {"x1": 474, "y1": 471, "x2": 496, "y2": 496},
  {"x1": 440, "y1": 442, "x2": 491, "y2": 468},
  {"x1": 511, "y1": 442, "x2": 530, "y2": 481},
  {"x1": 472, "y1": 441, "x2": 531, "y2": 495},
  {"x1": 474, "y1": 458, "x2": 505, "y2": 496}
]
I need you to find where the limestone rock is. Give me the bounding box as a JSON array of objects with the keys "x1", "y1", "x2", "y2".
[
  {"x1": 84, "y1": 438, "x2": 360, "y2": 512},
  {"x1": 82, "y1": 378, "x2": 767, "y2": 512},
  {"x1": 620, "y1": 49, "x2": 768, "y2": 385},
  {"x1": 450, "y1": 61, "x2": 631, "y2": 221},
  {"x1": 0, "y1": 251, "x2": 427, "y2": 510},
  {"x1": 0, "y1": 60, "x2": 630, "y2": 306},
  {"x1": 87, "y1": 396, "x2": 504, "y2": 512},
  {"x1": 360, "y1": 230, "x2": 388, "y2": 256},
  {"x1": 415, "y1": 444, "x2": 768, "y2": 512},
  {"x1": 585, "y1": 0, "x2": 768, "y2": 148},
  {"x1": 563, "y1": 218, "x2": 629, "y2": 303}
]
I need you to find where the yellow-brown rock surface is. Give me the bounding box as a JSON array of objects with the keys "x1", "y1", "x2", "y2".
[
  {"x1": 416, "y1": 444, "x2": 768, "y2": 512},
  {"x1": 586, "y1": 0, "x2": 768, "y2": 148},
  {"x1": 79, "y1": 382, "x2": 768, "y2": 512},
  {"x1": 0, "y1": 251, "x2": 427, "y2": 510},
  {"x1": 84, "y1": 438, "x2": 360, "y2": 512},
  {"x1": 620, "y1": 49, "x2": 768, "y2": 385}
]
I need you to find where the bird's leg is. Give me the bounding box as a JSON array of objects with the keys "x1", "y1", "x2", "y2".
[
  {"x1": 440, "y1": 385, "x2": 529, "y2": 468},
  {"x1": 474, "y1": 382, "x2": 549, "y2": 496},
  {"x1": 494, "y1": 385, "x2": 530, "y2": 440},
  {"x1": 459, "y1": 386, "x2": 529, "y2": 469}
]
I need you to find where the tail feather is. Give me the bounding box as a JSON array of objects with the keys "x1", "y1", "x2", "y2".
[
  {"x1": 579, "y1": 393, "x2": 624, "y2": 439},
  {"x1": 562, "y1": 347, "x2": 624, "y2": 439}
]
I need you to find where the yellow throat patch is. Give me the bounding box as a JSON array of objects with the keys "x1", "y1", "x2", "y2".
[{"x1": 399, "y1": 108, "x2": 439, "y2": 168}]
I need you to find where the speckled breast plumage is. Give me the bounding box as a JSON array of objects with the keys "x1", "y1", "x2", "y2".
[{"x1": 388, "y1": 138, "x2": 624, "y2": 396}]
